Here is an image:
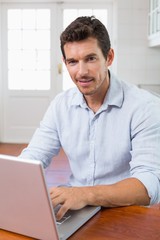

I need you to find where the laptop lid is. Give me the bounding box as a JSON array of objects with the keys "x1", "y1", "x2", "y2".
[
  {"x1": 0, "y1": 154, "x2": 59, "y2": 240},
  {"x1": 0, "y1": 154, "x2": 100, "y2": 240}
]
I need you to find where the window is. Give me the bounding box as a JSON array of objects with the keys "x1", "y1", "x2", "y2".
[
  {"x1": 4, "y1": 4, "x2": 112, "y2": 92},
  {"x1": 8, "y1": 9, "x2": 51, "y2": 90}
]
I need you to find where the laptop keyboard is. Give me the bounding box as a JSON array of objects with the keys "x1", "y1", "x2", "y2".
[
  {"x1": 56, "y1": 212, "x2": 71, "y2": 225},
  {"x1": 54, "y1": 205, "x2": 71, "y2": 225}
]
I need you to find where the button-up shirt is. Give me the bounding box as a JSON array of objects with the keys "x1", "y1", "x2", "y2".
[{"x1": 20, "y1": 72, "x2": 160, "y2": 204}]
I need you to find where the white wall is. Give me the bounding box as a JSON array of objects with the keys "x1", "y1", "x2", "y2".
[
  {"x1": 115, "y1": 0, "x2": 160, "y2": 93},
  {"x1": 0, "y1": 0, "x2": 160, "y2": 143}
]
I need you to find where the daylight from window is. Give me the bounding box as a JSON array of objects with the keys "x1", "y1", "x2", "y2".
[
  {"x1": 8, "y1": 9, "x2": 51, "y2": 90},
  {"x1": 7, "y1": 8, "x2": 108, "y2": 91}
]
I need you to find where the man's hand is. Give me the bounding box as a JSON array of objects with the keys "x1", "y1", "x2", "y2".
[
  {"x1": 49, "y1": 187, "x2": 89, "y2": 220},
  {"x1": 49, "y1": 178, "x2": 150, "y2": 220}
]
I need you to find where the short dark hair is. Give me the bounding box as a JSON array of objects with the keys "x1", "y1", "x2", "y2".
[{"x1": 60, "y1": 16, "x2": 111, "y2": 60}]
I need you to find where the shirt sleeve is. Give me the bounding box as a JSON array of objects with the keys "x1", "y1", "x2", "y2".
[
  {"x1": 130, "y1": 98, "x2": 160, "y2": 204},
  {"x1": 20, "y1": 95, "x2": 62, "y2": 168}
]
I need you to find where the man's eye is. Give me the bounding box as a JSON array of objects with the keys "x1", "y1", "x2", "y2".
[
  {"x1": 88, "y1": 56, "x2": 96, "y2": 62},
  {"x1": 67, "y1": 60, "x2": 77, "y2": 66}
]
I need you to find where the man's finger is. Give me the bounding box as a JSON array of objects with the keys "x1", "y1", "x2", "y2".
[{"x1": 56, "y1": 204, "x2": 69, "y2": 220}]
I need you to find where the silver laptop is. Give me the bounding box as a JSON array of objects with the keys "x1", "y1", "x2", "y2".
[{"x1": 0, "y1": 154, "x2": 100, "y2": 240}]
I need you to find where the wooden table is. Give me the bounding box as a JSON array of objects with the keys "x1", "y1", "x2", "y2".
[{"x1": 0, "y1": 205, "x2": 160, "y2": 240}]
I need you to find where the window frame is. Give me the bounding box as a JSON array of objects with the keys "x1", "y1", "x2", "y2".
[{"x1": 1, "y1": 2, "x2": 60, "y2": 98}]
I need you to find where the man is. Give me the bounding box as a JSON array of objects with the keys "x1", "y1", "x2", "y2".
[{"x1": 20, "y1": 16, "x2": 160, "y2": 220}]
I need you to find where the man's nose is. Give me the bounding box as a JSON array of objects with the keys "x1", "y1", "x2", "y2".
[{"x1": 77, "y1": 62, "x2": 89, "y2": 76}]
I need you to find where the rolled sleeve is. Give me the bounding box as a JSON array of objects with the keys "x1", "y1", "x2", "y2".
[
  {"x1": 130, "y1": 99, "x2": 160, "y2": 204},
  {"x1": 133, "y1": 172, "x2": 160, "y2": 204}
]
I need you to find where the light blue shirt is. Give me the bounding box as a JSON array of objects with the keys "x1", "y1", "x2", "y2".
[{"x1": 20, "y1": 72, "x2": 160, "y2": 204}]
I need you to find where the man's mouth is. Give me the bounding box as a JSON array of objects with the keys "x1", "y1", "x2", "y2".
[
  {"x1": 77, "y1": 78, "x2": 93, "y2": 87},
  {"x1": 77, "y1": 77, "x2": 93, "y2": 85},
  {"x1": 79, "y1": 79, "x2": 92, "y2": 82}
]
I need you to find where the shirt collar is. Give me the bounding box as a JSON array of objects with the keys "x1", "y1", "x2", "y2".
[
  {"x1": 71, "y1": 88, "x2": 87, "y2": 108},
  {"x1": 104, "y1": 71, "x2": 124, "y2": 108},
  {"x1": 71, "y1": 71, "x2": 124, "y2": 109}
]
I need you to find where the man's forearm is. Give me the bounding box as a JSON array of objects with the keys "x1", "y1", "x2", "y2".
[
  {"x1": 50, "y1": 177, "x2": 150, "y2": 220},
  {"x1": 85, "y1": 177, "x2": 150, "y2": 207}
]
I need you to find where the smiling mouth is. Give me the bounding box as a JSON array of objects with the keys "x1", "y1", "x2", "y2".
[
  {"x1": 79, "y1": 79, "x2": 92, "y2": 83},
  {"x1": 77, "y1": 79, "x2": 93, "y2": 87},
  {"x1": 77, "y1": 77, "x2": 94, "y2": 83}
]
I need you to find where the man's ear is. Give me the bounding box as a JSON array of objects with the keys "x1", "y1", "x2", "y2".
[{"x1": 106, "y1": 48, "x2": 114, "y2": 67}]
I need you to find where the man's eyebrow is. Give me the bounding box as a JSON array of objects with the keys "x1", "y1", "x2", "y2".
[
  {"x1": 85, "y1": 53, "x2": 97, "y2": 58},
  {"x1": 65, "y1": 58, "x2": 76, "y2": 63},
  {"x1": 66, "y1": 53, "x2": 97, "y2": 63}
]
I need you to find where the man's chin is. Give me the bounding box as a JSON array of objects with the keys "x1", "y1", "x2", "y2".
[{"x1": 78, "y1": 88, "x2": 96, "y2": 96}]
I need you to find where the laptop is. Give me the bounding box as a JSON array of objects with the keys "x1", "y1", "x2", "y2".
[{"x1": 0, "y1": 154, "x2": 101, "y2": 240}]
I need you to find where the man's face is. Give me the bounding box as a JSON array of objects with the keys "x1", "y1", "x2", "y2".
[{"x1": 64, "y1": 37, "x2": 113, "y2": 97}]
